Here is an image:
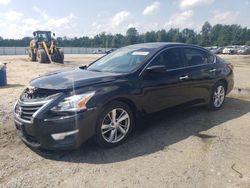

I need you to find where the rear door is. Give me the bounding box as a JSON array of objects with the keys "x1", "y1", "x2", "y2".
[{"x1": 182, "y1": 47, "x2": 217, "y2": 102}]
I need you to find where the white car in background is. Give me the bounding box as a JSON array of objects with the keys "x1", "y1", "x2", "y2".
[
  {"x1": 237, "y1": 46, "x2": 250, "y2": 55},
  {"x1": 222, "y1": 46, "x2": 237, "y2": 54},
  {"x1": 209, "y1": 47, "x2": 223, "y2": 54}
]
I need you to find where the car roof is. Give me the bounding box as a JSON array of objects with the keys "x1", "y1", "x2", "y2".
[{"x1": 125, "y1": 42, "x2": 202, "y2": 50}]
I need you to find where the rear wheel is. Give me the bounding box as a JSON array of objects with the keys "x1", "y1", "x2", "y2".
[
  {"x1": 59, "y1": 50, "x2": 64, "y2": 63},
  {"x1": 37, "y1": 49, "x2": 47, "y2": 63},
  {"x1": 208, "y1": 82, "x2": 226, "y2": 110},
  {"x1": 95, "y1": 101, "x2": 134, "y2": 148},
  {"x1": 51, "y1": 50, "x2": 64, "y2": 63}
]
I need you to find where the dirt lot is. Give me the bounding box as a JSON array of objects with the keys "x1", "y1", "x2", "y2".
[{"x1": 0, "y1": 54, "x2": 250, "y2": 188}]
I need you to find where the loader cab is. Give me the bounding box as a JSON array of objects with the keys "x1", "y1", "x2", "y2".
[{"x1": 33, "y1": 31, "x2": 52, "y2": 43}]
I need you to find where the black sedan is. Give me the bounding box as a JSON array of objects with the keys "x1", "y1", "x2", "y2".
[{"x1": 13, "y1": 43, "x2": 234, "y2": 149}]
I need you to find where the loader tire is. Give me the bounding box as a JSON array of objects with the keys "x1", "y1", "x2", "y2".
[
  {"x1": 37, "y1": 49, "x2": 47, "y2": 63},
  {"x1": 59, "y1": 50, "x2": 64, "y2": 64},
  {"x1": 29, "y1": 49, "x2": 36, "y2": 61}
]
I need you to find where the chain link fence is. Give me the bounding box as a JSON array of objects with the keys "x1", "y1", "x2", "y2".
[{"x1": 0, "y1": 47, "x2": 110, "y2": 55}]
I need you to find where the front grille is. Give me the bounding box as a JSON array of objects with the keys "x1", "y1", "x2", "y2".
[
  {"x1": 15, "y1": 87, "x2": 62, "y2": 122},
  {"x1": 20, "y1": 87, "x2": 61, "y2": 100},
  {"x1": 15, "y1": 100, "x2": 49, "y2": 122}
]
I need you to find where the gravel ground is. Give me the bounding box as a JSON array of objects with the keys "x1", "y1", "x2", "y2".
[{"x1": 0, "y1": 54, "x2": 250, "y2": 188}]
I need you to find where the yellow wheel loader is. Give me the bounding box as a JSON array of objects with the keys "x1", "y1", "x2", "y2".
[{"x1": 27, "y1": 31, "x2": 64, "y2": 64}]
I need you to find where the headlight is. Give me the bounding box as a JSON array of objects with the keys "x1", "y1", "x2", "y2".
[{"x1": 51, "y1": 92, "x2": 95, "y2": 112}]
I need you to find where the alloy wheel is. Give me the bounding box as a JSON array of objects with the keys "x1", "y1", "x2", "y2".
[
  {"x1": 213, "y1": 85, "x2": 225, "y2": 108},
  {"x1": 101, "y1": 108, "x2": 130, "y2": 143}
]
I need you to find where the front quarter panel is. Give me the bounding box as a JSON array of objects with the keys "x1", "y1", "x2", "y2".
[{"x1": 88, "y1": 76, "x2": 141, "y2": 111}]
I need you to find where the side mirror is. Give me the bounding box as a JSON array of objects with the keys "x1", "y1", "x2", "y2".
[
  {"x1": 33, "y1": 32, "x2": 36, "y2": 37},
  {"x1": 80, "y1": 65, "x2": 87, "y2": 69},
  {"x1": 146, "y1": 65, "x2": 166, "y2": 74},
  {"x1": 53, "y1": 33, "x2": 55, "y2": 37}
]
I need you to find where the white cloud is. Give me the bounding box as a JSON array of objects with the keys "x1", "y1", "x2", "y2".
[
  {"x1": 111, "y1": 11, "x2": 132, "y2": 29},
  {"x1": 138, "y1": 22, "x2": 161, "y2": 33},
  {"x1": 32, "y1": 6, "x2": 49, "y2": 20},
  {"x1": 210, "y1": 10, "x2": 240, "y2": 25},
  {"x1": 245, "y1": 0, "x2": 250, "y2": 5},
  {"x1": 87, "y1": 11, "x2": 136, "y2": 36},
  {"x1": 46, "y1": 13, "x2": 75, "y2": 28},
  {"x1": 4, "y1": 10, "x2": 23, "y2": 21},
  {"x1": 180, "y1": 0, "x2": 214, "y2": 9},
  {"x1": 165, "y1": 10, "x2": 195, "y2": 29},
  {"x1": 0, "y1": 8, "x2": 77, "y2": 39},
  {"x1": 142, "y1": 2, "x2": 160, "y2": 16},
  {"x1": 0, "y1": 0, "x2": 11, "y2": 5}
]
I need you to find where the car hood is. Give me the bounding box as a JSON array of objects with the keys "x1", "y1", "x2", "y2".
[{"x1": 30, "y1": 68, "x2": 121, "y2": 90}]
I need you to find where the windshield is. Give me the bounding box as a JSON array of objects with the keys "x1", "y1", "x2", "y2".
[
  {"x1": 35, "y1": 32, "x2": 51, "y2": 42},
  {"x1": 87, "y1": 47, "x2": 153, "y2": 73}
]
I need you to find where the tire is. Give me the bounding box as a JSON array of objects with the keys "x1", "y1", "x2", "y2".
[
  {"x1": 208, "y1": 81, "x2": 226, "y2": 110},
  {"x1": 28, "y1": 49, "x2": 36, "y2": 61},
  {"x1": 95, "y1": 101, "x2": 134, "y2": 148},
  {"x1": 59, "y1": 50, "x2": 64, "y2": 63},
  {"x1": 37, "y1": 49, "x2": 47, "y2": 63},
  {"x1": 51, "y1": 50, "x2": 64, "y2": 63}
]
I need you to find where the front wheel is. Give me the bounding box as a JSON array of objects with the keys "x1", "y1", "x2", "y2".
[
  {"x1": 37, "y1": 49, "x2": 47, "y2": 63},
  {"x1": 95, "y1": 101, "x2": 134, "y2": 148},
  {"x1": 208, "y1": 82, "x2": 226, "y2": 110}
]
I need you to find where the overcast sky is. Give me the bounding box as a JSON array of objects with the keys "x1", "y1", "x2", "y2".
[{"x1": 0, "y1": 0, "x2": 249, "y2": 39}]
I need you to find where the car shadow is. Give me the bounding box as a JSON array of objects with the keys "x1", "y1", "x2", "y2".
[
  {"x1": 36, "y1": 97, "x2": 250, "y2": 164},
  {"x1": 0, "y1": 84, "x2": 24, "y2": 89}
]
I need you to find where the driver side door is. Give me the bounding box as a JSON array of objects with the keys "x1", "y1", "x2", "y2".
[{"x1": 140, "y1": 47, "x2": 193, "y2": 114}]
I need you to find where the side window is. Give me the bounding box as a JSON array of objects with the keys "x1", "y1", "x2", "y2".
[
  {"x1": 207, "y1": 53, "x2": 215, "y2": 64},
  {"x1": 183, "y1": 48, "x2": 209, "y2": 67},
  {"x1": 152, "y1": 48, "x2": 184, "y2": 70}
]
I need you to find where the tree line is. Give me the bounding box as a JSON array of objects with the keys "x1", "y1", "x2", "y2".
[{"x1": 0, "y1": 22, "x2": 250, "y2": 48}]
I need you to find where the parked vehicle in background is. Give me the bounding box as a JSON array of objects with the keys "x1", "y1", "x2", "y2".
[
  {"x1": 209, "y1": 47, "x2": 223, "y2": 54},
  {"x1": 105, "y1": 48, "x2": 116, "y2": 54},
  {"x1": 27, "y1": 31, "x2": 64, "y2": 64},
  {"x1": 222, "y1": 46, "x2": 237, "y2": 54},
  {"x1": 13, "y1": 43, "x2": 234, "y2": 150},
  {"x1": 237, "y1": 46, "x2": 250, "y2": 55},
  {"x1": 93, "y1": 49, "x2": 105, "y2": 54}
]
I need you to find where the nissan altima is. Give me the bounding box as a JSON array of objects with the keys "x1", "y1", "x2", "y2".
[{"x1": 13, "y1": 43, "x2": 234, "y2": 149}]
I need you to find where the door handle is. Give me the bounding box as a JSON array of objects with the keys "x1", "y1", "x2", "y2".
[
  {"x1": 179, "y1": 75, "x2": 189, "y2": 80},
  {"x1": 209, "y1": 68, "x2": 216, "y2": 73}
]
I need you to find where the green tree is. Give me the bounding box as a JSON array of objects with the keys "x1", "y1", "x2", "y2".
[
  {"x1": 156, "y1": 29, "x2": 168, "y2": 42},
  {"x1": 167, "y1": 28, "x2": 180, "y2": 42},
  {"x1": 126, "y1": 28, "x2": 139, "y2": 45},
  {"x1": 201, "y1": 21, "x2": 212, "y2": 46},
  {"x1": 112, "y1": 34, "x2": 125, "y2": 48},
  {"x1": 181, "y1": 28, "x2": 197, "y2": 44},
  {"x1": 1, "y1": 22, "x2": 250, "y2": 47},
  {"x1": 144, "y1": 31, "x2": 156, "y2": 43}
]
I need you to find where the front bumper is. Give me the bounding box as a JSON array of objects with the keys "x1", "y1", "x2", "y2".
[{"x1": 14, "y1": 97, "x2": 98, "y2": 150}]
